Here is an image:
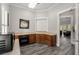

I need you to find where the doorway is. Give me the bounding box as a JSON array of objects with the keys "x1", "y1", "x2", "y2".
[{"x1": 58, "y1": 8, "x2": 76, "y2": 54}]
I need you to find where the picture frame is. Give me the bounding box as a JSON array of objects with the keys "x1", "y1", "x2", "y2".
[{"x1": 19, "y1": 19, "x2": 29, "y2": 29}]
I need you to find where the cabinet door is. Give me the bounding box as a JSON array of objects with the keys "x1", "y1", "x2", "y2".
[
  {"x1": 52, "y1": 35, "x2": 56, "y2": 46},
  {"x1": 36, "y1": 34, "x2": 40, "y2": 43},
  {"x1": 40, "y1": 34, "x2": 45, "y2": 44},
  {"x1": 29, "y1": 34, "x2": 36, "y2": 43},
  {"x1": 36, "y1": 34, "x2": 46, "y2": 44},
  {"x1": 45, "y1": 35, "x2": 49, "y2": 44},
  {"x1": 47, "y1": 35, "x2": 52, "y2": 46},
  {"x1": 46, "y1": 35, "x2": 56, "y2": 46}
]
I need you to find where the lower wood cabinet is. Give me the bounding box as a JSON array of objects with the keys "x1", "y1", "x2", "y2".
[
  {"x1": 47, "y1": 35, "x2": 56, "y2": 46},
  {"x1": 15, "y1": 33, "x2": 56, "y2": 47},
  {"x1": 40, "y1": 34, "x2": 47, "y2": 44},
  {"x1": 52, "y1": 35, "x2": 56, "y2": 46},
  {"x1": 36, "y1": 34, "x2": 46, "y2": 44},
  {"x1": 36, "y1": 34, "x2": 40, "y2": 43},
  {"x1": 36, "y1": 34, "x2": 56, "y2": 47},
  {"x1": 29, "y1": 34, "x2": 36, "y2": 44}
]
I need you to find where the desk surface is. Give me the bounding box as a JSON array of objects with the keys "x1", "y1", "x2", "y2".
[{"x1": 15, "y1": 31, "x2": 56, "y2": 36}]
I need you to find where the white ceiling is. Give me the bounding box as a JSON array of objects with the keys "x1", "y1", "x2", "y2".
[
  {"x1": 10, "y1": 3, "x2": 75, "y2": 12},
  {"x1": 10, "y1": 3, "x2": 57, "y2": 10},
  {"x1": 34, "y1": 3, "x2": 54, "y2": 10}
]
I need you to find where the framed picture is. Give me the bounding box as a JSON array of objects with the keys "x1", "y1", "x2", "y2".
[{"x1": 19, "y1": 19, "x2": 29, "y2": 29}]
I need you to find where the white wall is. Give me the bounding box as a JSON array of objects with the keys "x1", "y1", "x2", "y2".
[
  {"x1": 9, "y1": 6, "x2": 36, "y2": 33},
  {"x1": 47, "y1": 4, "x2": 75, "y2": 46},
  {"x1": 35, "y1": 4, "x2": 74, "y2": 35},
  {"x1": 48, "y1": 11, "x2": 57, "y2": 34},
  {"x1": 35, "y1": 11, "x2": 48, "y2": 18},
  {"x1": 48, "y1": 4, "x2": 75, "y2": 34},
  {"x1": 9, "y1": 3, "x2": 75, "y2": 34}
]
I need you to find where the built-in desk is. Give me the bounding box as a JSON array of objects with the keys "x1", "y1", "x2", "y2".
[{"x1": 15, "y1": 32, "x2": 57, "y2": 47}]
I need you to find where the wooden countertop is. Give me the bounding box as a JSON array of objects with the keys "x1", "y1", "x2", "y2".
[
  {"x1": 15, "y1": 31, "x2": 56, "y2": 36},
  {"x1": 36, "y1": 32, "x2": 55, "y2": 35}
]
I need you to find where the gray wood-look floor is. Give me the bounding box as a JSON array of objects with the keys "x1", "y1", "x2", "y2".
[{"x1": 20, "y1": 37, "x2": 75, "y2": 55}]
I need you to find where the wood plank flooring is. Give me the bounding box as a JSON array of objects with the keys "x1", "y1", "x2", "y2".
[
  {"x1": 20, "y1": 36, "x2": 75, "y2": 55},
  {"x1": 20, "y1": 43, "x2": 74, "y2": 55}
]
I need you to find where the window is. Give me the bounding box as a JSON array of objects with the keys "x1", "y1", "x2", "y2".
[
  {"x1": 1, "y1": 6, "x2": 8, "y2": 34},
  {"x1": 36, "y1": 19, "x2": 48, "y2": 31}
]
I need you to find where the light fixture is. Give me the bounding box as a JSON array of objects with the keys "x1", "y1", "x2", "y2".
[{"x1": 28, "y1": 3, "x2": 37, "y2": 8}]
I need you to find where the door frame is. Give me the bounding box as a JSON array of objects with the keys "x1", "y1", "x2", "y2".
[
  {"x1": 57, "y1": 7, "x2": 75, "y2": 47},
  {"x1": 57, "y1": 4, "x2": 79, "y2": 55},
  {"x1": 75, "y1": 3, "x2": 79, "y2": 55}
]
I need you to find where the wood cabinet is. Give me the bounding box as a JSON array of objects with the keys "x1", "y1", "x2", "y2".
[
  {"x1": 36, "y1": 34, "x2": 56, "y2": 46},
  {"x1": 47, "y1": 35, "x2": 56, "y2": 46},
  {"x1": 15, "y1": 33, "x2": 56, "y2": 47},
  {"x1": 40, "y1": 34, "x2": 47, "y2": 44},
  {"x1": 36, "y1": 34, "x2": 40, "y2": 43},
  {"x1": 29, "y1": 34, "x2": 36, "y2": 44},
  {"x1": 52, "y1": 35, "x2": 56, "y2": 46},
  {"x1": 36, "y1": 34, "x2": 46, "y2": 44}
]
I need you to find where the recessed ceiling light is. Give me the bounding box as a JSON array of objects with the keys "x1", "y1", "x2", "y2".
[{"x1": 28, "y1": 3, "x2": 37, "y2": 8}]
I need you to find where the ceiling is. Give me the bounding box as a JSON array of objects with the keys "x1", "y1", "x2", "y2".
[
  {"x1": 10, "y1": 3, "x2": 57, "y2": 10},
  {"x1": 10, "y1": 3, "x2": 75, "y2": 12},
  {"x1": 33, "y1": 3, "x2": 54, "y2": 10}
]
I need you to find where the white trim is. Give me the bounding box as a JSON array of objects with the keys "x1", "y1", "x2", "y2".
[
  {"x1": 75, "y1": 3, "x2": 79, "y2": 55},
  {"x1": 70, "y1": 16, "x2": 74, "y2": 44},
  {"x1": 57, "y1": 12, "x2": 60, "y2": 47},
  {"x1": 58, "y1": 7, "x2": 75, "y2": 15},
  {"x1": 60, "y1": 15, "x2": 73, "y2": 18},
  {"x1": 57, "y1": 7, "x2": 76, "y2": 47}
]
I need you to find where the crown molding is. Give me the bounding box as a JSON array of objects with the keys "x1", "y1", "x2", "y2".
[
  {"x1": 9, "y1": 3, "x2": 75, "y2": 13},
  {"x1": 10, "y1": 3, "x2": 58, "y2": 12}
]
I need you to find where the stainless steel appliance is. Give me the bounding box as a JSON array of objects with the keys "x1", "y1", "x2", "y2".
[{"x1": 0, "y1": 34, "x2": 14, "y2": 54}]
